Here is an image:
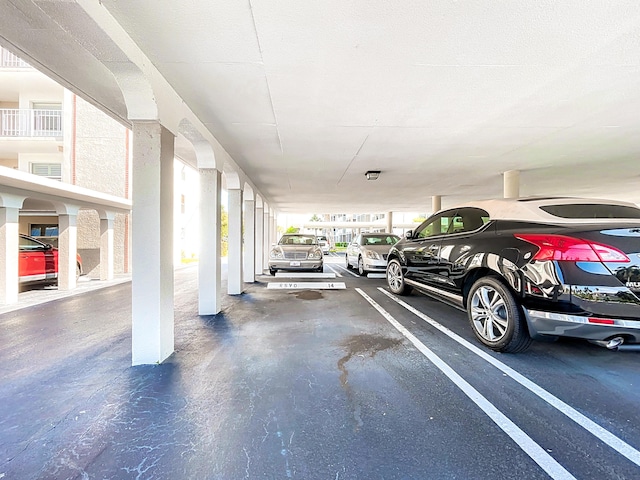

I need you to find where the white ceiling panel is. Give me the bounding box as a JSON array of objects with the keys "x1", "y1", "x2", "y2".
[{"x1": 2, "y1": 0, "x2": 640, "y2": 212}]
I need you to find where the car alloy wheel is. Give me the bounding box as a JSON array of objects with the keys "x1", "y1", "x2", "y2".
[
  {"x1": 386, "y1": 259, "x2": 412, "y2": 295},
  {"x1": 467, "y1": 277, "x2": 531, "y2": 353},
  {"x1": 357, "y1": 257, "x2": 365, "y2": 276}
]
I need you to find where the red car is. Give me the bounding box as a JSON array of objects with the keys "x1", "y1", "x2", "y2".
[{"x1": 19, "y1": 234, "x2": 82, "y2": 285}]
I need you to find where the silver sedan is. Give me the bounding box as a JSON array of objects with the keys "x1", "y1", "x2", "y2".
[
  {"x1": 346, "y1": 233, "x2": 400, "y2": 276},
  {"x1": 268, "y1": 234, "x2": 324, "y2": 275}
]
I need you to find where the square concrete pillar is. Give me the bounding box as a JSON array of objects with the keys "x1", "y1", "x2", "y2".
[
  {"x1": 243, "y1": 198, "x2": 255, "y2": 283},
  {"x1": 263, "y1": 208, "x2": 270, "y2": 270},
  {"x1": 198, "y1": 168, "x2": 222, "y2": 314},
  {"x1": 131, "y1": 122, "x2": 175, "y2": 366},
  {"x1": 0, "y1": 207, "x2": 20, "y2": 304},
  {"x1": 255, "y1": 205, "x2": 264, "y2": 275},
  {"x1": 58, "y1": 212, "x2": 78, "y2": 291},
  {"x1": 227, "y1": 188, "x2": 243, "y2": 295},
  {"x1": 100, "y1": 216, "x2": 115, "y2": 281}
]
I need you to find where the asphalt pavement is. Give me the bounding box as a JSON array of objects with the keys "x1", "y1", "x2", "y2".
[{"x1": 1, "y1": 254, "x2": 639, "y2": 479}]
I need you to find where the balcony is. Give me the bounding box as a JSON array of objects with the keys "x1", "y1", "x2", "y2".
[
  {"x1": 0, "y1": 48, "x2": 30, "y2": 68},
  {"x1": 0, "y1": 109, "x2": 63, "y2": 137}
]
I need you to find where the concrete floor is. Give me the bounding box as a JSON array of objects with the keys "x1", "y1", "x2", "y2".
[{"x1": 1, "y1": 258, "x2": 639, "y2": 479}]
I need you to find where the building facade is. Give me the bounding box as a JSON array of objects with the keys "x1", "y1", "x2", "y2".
[{"x1": 0, "y1": 46, "x2": 131, "y2": 277}]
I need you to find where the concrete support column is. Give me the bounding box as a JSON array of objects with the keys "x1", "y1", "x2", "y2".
[
  {"x1": 99, "y1": 214, "x2": 115, "y2": 281},
  {"x1": 504, "y1": 170, "x2": 520, "y2": 198},
  {"x1": 271, "y1": 213, "x2": 277, "y2": 246},
  {"x1": 227, "y1": 188, "x2": 243, "y2": 295},
  {"x1": 255, "y1": 205, "x2": 264, "y2": 275},
  {"x1": 386, "y1": 212, "x2": 393, "y2": 233},
  {"x1": 58, "y1": 211, "x2": 79, "y2": 291},
  {"x1": 131, "y1": 122, "x2": 175, "y2": 366},
  {"x1": 432, "y1": 195, "x2": 442, "y2": 214},
  {"x1": 198, "y1": 168, "x2": 222, "y2": 314},
  {"x1": 244, "y1": 198, "x2": 256, "y2": 283},
  {"x1": 263, "y1": 208, "x2": 270, "y2": 270},
  {"x1": 0, "y1": 206, "x2": 20, "y2": 304}
]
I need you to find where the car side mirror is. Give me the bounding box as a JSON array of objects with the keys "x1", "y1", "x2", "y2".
[
  {"x1": 45, "y1": 243, "x2": 54, "y2": 250},
  {"x1": 405, "y1": 230, "x2": 414, "y2": 239}
]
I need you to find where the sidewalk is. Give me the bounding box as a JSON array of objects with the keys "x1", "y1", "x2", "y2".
[{"x1": 0, "y1": 274, "x2": 132, "y2": 316}]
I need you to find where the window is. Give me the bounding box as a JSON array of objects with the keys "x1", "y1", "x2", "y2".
[
  {"x1": 415, "y1": 211, "x2": 458, "y2": 239},
  {"x1": 31, "y1": 163, "x2": 62, "y2": 181},
  {"x1": 19, "y1": 236, "x2": 47, "y2": 251},
  {"x1": 540, "y1": 204, "x2": 640, "y2": 219},
  {"x1": 450, "y1": 208, "x2": 490, "y2": 234},
  {"x1": 31, "y1": 103, "x2": 62, "y2": 135},
  {"x1": 30, "y1": 224, "x2": 59, "y2": 237}
]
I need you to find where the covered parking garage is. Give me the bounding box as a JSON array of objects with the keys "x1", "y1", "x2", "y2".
[{"x1": 1, "y1": 1, "x2": 640, "y2": 479}]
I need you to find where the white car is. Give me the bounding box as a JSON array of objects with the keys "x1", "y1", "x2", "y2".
[
  {"x1": 346, "y1": 233, "x2": 400, "y2": 276},
  {"x1": 317, "y1": 235, "x2": 331, "y2": 254}
]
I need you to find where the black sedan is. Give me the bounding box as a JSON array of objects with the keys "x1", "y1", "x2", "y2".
[{"x1": 386, "y1": 197, "x2": 640, "y2": 353}]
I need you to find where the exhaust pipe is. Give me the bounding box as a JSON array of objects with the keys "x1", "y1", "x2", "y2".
[
  {"x1": 589, "y1": 337, "x2": 624, "y2": 350},
  {"x1": 589, "y1": 337, "x2": 640, "y2": 351}
]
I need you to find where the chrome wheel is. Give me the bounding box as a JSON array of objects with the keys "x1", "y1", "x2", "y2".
[
  {"x1": 470, "y1": 285, "x2": 508, "y2": 342},
  {"x1": 467, "y1": 277, "x2": 532, "y2": 353},
  {"x1": 357, "y1": 257, "x2": 365, "y2": 276},
  {"x1": 386, "y1": 259, "x2": 412, "y2": 295}
]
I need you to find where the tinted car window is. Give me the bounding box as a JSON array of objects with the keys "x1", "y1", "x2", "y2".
[
  {"x1": 540, "y1": 204, "x2": 640, "y2": 219},
  {"x1": 415, "y1": 212, "x2": 458, "y2": 239},
  {"x1": 450, "y1": 208, "x2": 490, "y2": 233}
]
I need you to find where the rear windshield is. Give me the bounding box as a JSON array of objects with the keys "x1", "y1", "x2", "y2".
[{"x1": 540, "y1": 204, "x2": 640, "y2": 219}]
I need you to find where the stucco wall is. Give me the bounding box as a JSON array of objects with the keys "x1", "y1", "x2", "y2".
[
  {"x1": 74, "y1": 96, "x2": 128, "y2": 197},
  {"x1": 74, "y1": 95, "x2": 130, "y2": 276}
]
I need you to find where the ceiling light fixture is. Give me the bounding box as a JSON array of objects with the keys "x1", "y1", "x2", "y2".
[{"x1": 365, "y1": 170, "x2": 381, "y2": 181}]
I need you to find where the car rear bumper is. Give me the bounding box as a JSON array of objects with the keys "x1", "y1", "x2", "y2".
[
  {"x1": 268, "y1": 260, "x2": 322, "y2": 271},
  {"x1": 523, "y1": 308, "x2": 640, "y2": 343}
]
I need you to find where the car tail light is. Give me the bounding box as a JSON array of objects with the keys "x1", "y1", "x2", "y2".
[
  {"x1": 514, "y1": 234, "x2": 630, "y2": 263},
  {"x1": 588, "y1": 317, "x2": 615, "y2": 325}
]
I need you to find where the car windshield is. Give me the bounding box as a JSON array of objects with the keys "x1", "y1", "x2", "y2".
[
  {"x1": 279, "y1": 235, "x2": 317, "y2": 245},
  {"x1": 363, "y1": 235, "x2": 400, "y2": 245}
]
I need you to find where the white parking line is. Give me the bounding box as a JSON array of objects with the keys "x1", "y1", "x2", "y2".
[
  {"x1": 275, "y1": 272, "x2": 336, "y2": 278},
  {"x1": 325, "y1": 265, "x2": 343, "y2": 278},
  {"x1": 367, "y1": 273, "x2": 386, "y2": 279},
  {"x1": 377, "y1": 287, "x2": 640, "y2": 468},
  {"x1": 267, "y1": 282, "x2": 345, "y2": 289},
  {"x1": 356, "y1": 288, "x2": 575, "y2": 480},
  {"x1": 333, "y1": 263, "x2": 360, "y2": 277}
]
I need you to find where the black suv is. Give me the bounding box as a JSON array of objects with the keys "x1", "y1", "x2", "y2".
[{"x1": 386, "y1": 197, "x2": 640, "y2": 353}]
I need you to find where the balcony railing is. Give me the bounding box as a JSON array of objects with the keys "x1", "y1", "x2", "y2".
[
  {"x1": 0, "y1": 48, "x2": 30, "y2": 68},
  {"x1": 0, "y1": 109, "x2": 63, "y2": 137}
]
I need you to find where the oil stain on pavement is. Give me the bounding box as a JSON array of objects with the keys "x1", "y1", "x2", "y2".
[{"x1": 337, "y1": 334, "x2": 404, "y2": 430}]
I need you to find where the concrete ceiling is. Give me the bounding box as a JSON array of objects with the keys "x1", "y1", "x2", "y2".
[{"x1": 1, "y1": 1, "x2": 639, "y2": 213}]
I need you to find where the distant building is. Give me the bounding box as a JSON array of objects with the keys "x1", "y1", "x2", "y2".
[{"x1": 0, "y1": 46, "x2": 131, "y2": 277}]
